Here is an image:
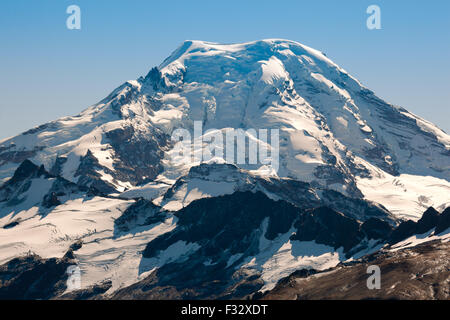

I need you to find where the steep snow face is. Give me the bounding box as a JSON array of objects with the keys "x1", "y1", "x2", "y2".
[
  {"x1": 0, "y1": 39, "x2": 448, "y2": 219},
  {"x1": 157, "y1": 39, "x2": 449, "y2": 177}
]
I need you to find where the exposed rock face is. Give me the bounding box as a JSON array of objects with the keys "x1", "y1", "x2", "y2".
[
  {"x1": 160, "y1": 162, "x2": 394, "y2": 223},
  {"x1": 360, "y1": 218, "x2": 393, "y2": 240},
  {"x1": 143, "y1": 192, "x2": 299, "y2": 259},
  {"x1": 291, "y1": 207, "x2": 365, "y2": 252},
  {"x1": 389, "y1": 206, "x2": 450, "y2": 244},
  {"x1": 435, "y1": 207, "x2": 450, "y2": 234},
  {"x1": 49, "y1": 156, "x2": 68, "y2": 176},
  {"x1": 42, "y1": 192, "x2": 61, "y2": 208},
  {"x1": 389, "y1": 220, "x2": 417, "y2": 245},
  {"x1": 114, "y1": 198, "x2": 165, "y2": 234},
  {"x1": 0, "y1": 160, "x2": 90, "y2": 216},
  {"x1": 0, "y1": 160, "x2": 49, "y2": 204},
  {"x1": 74, "y1": 150, "x2": 117, "y2": 194},
  {"x1": 0, "y1": 241, "x2": 98, "y2": 300},
  {"x1": 262, "y1": 240, "x2": 450, "y2": 300},
  {"x1": 415, "y1": 207, "x2": 440, "y2": 234},
  {"x1": 104, "y1": 125, "x2": 171, "y2": 186},
  {"x1": 0, "y1": 253, "x2": 76, "y2": 300},
  {"x1": 111, "y1": 198, "x2": 449, "y2": 300},
  {"x1": 143, "y1": 191, "x2": 393, "y2": 261},
  {"x1": 1, "y1": 160, "x2": 48, "y2": 192},
  {"x1": 59, "y1": 281, "x2": 112, "y2": 300},
  {"x1": 109, "y1": 192, "x2": 394, "y2": 299},
  {"x1": 0, "y1": 145, "x2": 44, "y2": 167}
]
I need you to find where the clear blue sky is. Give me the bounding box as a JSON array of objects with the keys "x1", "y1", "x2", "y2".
[{"x1": 1, "y1": 0, "x2": 449, "y2": 139}]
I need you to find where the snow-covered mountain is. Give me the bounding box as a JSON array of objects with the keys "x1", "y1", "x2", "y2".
[
  {"x1": 1, "y1": 39, "x2": 448, "y2": 218},
  {"x1": 0, "y1": 39, "x2": 449, "y2": 299}
]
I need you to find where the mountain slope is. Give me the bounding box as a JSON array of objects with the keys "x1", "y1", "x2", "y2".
[
  {"x1": 262, "y1": 240, "x2": 450, "y2": 300},
  {"x1": 1, "y1": 189, "x2": 447, "y2": 300}
]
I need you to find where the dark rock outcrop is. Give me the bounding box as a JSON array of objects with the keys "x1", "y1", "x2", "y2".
[
  {"x1": 0, "y1": 160, "x2": 49, "y2": 203},
  {"x1": 0, "y1": 159, "x2": 90, "y2": 213},
  {"x1": 360, "y1": 218, "x2": 393, "y2": 240},
  {"x1": 0, "y1": 253, "x2": 75, "y2": 300},
  {"x1": 49, "y1": 156, "x2": 68, "y2": 176},
  {"x1": 104, "y1": 125, "x2": 171, "y2": 186},
  {"x1": 114, "y1": 198, "x2": 165, "y2": 234},
  {"x1": 143, "y1": 191, "x2": 300, "y2": 260},
  {"x1": 123, "y1": 191, "x2": 396, "y2": 299},
  {"x1": 2, "y1": 160, "x2": 48, "y2": 187},
  {"x1": 415, "y1": 207, "x2": 440, "y2": 234},
  {"x1": 0, "y1": 146, "x2": 45, "y2": 167},
  {"x1": 435, "y1": 207, "x2": 450, "y2": 234},
  {"x1": 389, "y1": 206, "x2": 449, "y2": 244},
  {"x1": 59, "y1": 280, "x2": 112, "y2": 300},
  {"x1": 290, "y1": 207, "x2": 363, "y2": 252},
  {"x1": 389, "y1": 220, "x2": 418, "y2": 245},
  {"x1": 42, "y1": 192, "x2": 61, "y2": 208},
  {"x1": 74, "y1": 150, "x2": 117, "y2": 194}
]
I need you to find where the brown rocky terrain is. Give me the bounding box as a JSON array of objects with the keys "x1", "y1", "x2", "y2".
[{"x1": 262, "y1": 240, "x2": 450, "y2": 300}]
